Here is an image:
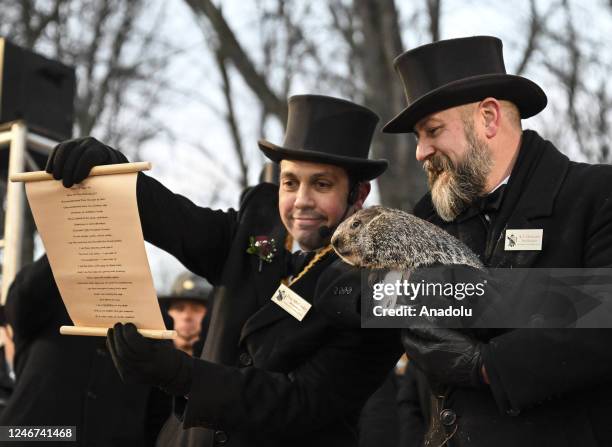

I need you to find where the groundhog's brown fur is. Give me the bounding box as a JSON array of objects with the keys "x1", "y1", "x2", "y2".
[{"x1": 331, "y1": 206, "x2": 483, "y2": 270}]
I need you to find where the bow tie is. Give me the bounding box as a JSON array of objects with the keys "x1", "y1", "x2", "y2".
[
  {"x1": 285, "y1": 250, "x2": 316, "y2": 277},
  {"x1": 475, "y1": 184, "x2": 507, "y2": 214}
]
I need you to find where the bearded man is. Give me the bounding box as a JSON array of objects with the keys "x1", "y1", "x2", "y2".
[{"x1": 383, "y1": 36, "x2": 612, "y2": 446}]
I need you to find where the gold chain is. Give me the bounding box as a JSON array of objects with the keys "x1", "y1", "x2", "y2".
[
  {"x1": 284, "y1": 233, "x2": 294, "y2": 251},
  {"x1": 284, "y1": 245, "x2": 334, "y2": 287}
]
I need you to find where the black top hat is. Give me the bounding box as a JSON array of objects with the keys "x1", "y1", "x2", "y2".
[
  {"x1": 159, "y1": 272, "x2": 212, "y2": 305},
  {"x1": 383, "y1": 36, "x2": 547, "y2": 133},
  {"x1": 258, "y1": 95, "x2": 388, "y2": 180}
]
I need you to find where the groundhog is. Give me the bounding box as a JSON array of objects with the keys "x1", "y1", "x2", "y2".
[{"x1": 331, "y1": 206, "x2": 483, "y2": 270}]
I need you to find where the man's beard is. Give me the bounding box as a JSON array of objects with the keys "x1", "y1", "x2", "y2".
[
  {"x1": 290, "y1": 213, "x2": 330, "y2": 251},
  {"x1": 423, "y1": 121, "x2": 492, "y2": 222},
  {"x1": 296, "y1": 231, "x2": 328, "y2": 251}
]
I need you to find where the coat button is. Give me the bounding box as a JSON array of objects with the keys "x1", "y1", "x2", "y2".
[
  {"x1": 214, "y1": 430, "x2": 228, "y2": 445},
  {"x1": 440, "y1": 409, "x2": 457, "y2": 426},
  {"x1": 506, "y1": 408, "x2": 521, "y2": 416},
  {"x1": 239, "y1": 352, "x2": 253, "y2": 367}
]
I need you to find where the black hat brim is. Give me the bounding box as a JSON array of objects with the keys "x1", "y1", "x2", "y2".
[
  {"x1": 257, "y1": 140, "x2": 388, "y2": 181},
  {"x1": 382, "y1": 73, "x2": 547, "y2": 133}
]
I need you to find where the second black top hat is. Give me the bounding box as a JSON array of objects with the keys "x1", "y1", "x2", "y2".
[
  {"x1": 383, "y1": 36, "x2": 547, "y2": 133},
  {"x1": 258, "y1": 95, "x2": 388, "y2": 180}
]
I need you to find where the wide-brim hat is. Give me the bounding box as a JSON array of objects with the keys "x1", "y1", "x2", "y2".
[
  {"x1": 383, "y1": 36, "x2": 547, "y2": 133},
  {"x1": 258, "y1": 95, "x2": 388, "y2": 181},
  {"x1": 159, "y1": 272, "x2": 212, "y2": 305}
]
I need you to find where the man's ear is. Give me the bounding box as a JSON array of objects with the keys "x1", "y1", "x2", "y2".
[
  {"x1": 352, "y1": 182, "x2": 371, "y2": 210},
  {"x1": 478, "y1": 97, "x2": 501, "y2": 139}
]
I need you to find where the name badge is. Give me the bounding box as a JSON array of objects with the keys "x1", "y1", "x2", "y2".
[
  {"x1": 504, "y1": 229, "x2": 543, "y2": 251},
  {"x1": 271, "y1": 284, "x2": 312, "y2": 321}
]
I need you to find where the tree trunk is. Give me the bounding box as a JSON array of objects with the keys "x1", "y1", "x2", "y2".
[{"x1": 354, "y1": 0, "x2": 427, "y2": 210}]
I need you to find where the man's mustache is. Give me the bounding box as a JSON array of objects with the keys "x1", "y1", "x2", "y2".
[{"x1": 423, "y1": 153, "x2": 455, "y2": 178}]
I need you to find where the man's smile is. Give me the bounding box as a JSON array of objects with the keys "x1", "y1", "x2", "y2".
[{"x1": 293, "y1": 216, "x2": 325, "y2": 228}]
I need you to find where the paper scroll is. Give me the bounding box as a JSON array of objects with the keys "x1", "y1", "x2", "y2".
[{"x1": 11, "y1": 163, "x2": 175, "y2": 339}]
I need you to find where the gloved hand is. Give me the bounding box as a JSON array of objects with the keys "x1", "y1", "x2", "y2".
[
  {"x1": 46, "y1": 137, "x2": 128, "y2": 187},
  {"x1": 401, "y1": 327, "x2": 485, "y2": 387},
  {"x1": 106, "y1": 323, "x2": 193, "y2": 396}
]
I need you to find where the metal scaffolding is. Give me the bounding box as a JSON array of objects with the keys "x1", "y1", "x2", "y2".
[{"x1": 0, "y1": 121, "x2": 58, "y2": 303}]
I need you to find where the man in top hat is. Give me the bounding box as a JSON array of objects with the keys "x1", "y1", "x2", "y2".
[
  {"x1": 45, "y1": 94, "x2": 402, "y2": 447},
  {"x1": 160, "y1": 272, "x2": 212, "y2": 357},
  {"x1": 384, "y1": 36, "x2": 612, "y2": 446}
]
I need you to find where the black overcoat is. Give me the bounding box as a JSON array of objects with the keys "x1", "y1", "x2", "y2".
[
  {"x1": 409, "y1": 130, "x2": 612, "y2": 446},
  {"x1": 135, "y1": 177, "x2": 402, "y2": 447}
]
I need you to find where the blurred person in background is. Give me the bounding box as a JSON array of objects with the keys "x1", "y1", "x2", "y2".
[{"x1": 160, "y1": 272, "x2": 212, "y2": 357}]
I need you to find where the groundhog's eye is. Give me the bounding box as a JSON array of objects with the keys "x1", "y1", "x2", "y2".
[{"x1": 351, "y1": 220, "x2": 361, "y2": 229}]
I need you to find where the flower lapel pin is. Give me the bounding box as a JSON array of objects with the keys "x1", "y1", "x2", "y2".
[{"x1": 247, "y1": 235, "x2": 277, "y2": 272}]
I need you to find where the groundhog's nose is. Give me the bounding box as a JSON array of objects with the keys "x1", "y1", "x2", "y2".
[{"x1": 330, "y1": 232, "x2": 340, "y2": 250}]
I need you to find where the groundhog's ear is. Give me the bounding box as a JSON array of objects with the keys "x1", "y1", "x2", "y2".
[
  {"x1": 365, "y1": 214, "x2": 386, "y2": 236},
  {"x1": 358, "y1": 206, "x2": 374, "y2": 218}
]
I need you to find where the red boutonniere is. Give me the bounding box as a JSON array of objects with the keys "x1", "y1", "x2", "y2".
[{"x1": 247, "y1": 235, "x2": 277, "y2": 272}]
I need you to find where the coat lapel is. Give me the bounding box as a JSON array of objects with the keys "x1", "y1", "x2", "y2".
[
  {"x1": 249, "y1": 222, "x2": 288, "y2": 306},
  {"x1": 239, "y1": 298, "x2": 289, "y2": 345},
  {"x1": 414, "y1": 131, "x2": 571, "y2": 269},
  {"x1": 488, "y1": 216, "x2": 543, "y2": 267},
  {"x1": 487, "y1": 131, "x2": 570, "y2": 267},
  {"x1": 239, "y1": 251, "x2": 337, "y2": 344}
]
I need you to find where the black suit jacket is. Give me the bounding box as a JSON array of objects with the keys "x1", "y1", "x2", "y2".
[
  {"x1": 409, "y1": 130, "x2": 612, "y2": 446},
  {"x1": 137, "y1": 176, "x2": 402, "y2": 447}
]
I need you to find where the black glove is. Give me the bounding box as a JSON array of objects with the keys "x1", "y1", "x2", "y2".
[
  {"x1": 401, "y1": 327, "x2": 485, "y2": 388},
  {"x1": 46, "y1": 137, "x2": 128, "y2": 187},
  {"x1": 106, "y1": 322, "x2": 193, "y2": 396}
]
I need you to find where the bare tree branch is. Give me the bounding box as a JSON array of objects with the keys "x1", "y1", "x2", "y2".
[
  {"x1": 595, "y1": 80, "x2": 610, "y2": 162},
  {"x1": 515, "y1": 0, "x2": 542, "y2": 75},
  {"x1": 328, "y1": 0, "x2": 362, "y2": 93},
  {"x1": 77, "y1": 0, "x2": 114, "y2": 135},
  {"x1": 350, "y1": 0, "x2": 428, "y2": 210},
  {"x1": 91, "y1": 1, "x2": 142, "y2": 131},
  {"x1": 183, "y1": 0, "x2": 288, "y2": 123},
  {"x1": 425, "y1": 0, "x2": 441, "y2": 42},
  {"x1": 215, "y1": 49, "x2": 249, "y2": 189},
  {"x1": 543, "y1": 0, "x2": 585, "y2": 152}
]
